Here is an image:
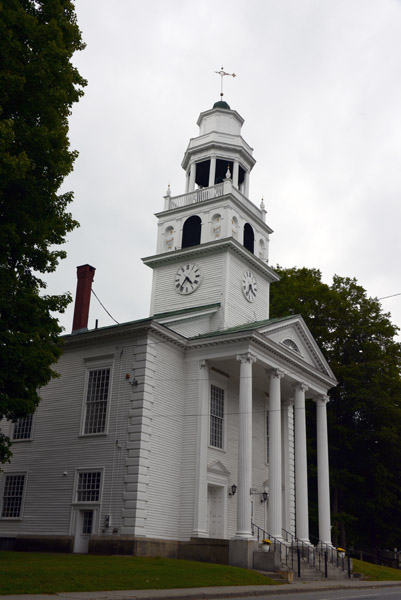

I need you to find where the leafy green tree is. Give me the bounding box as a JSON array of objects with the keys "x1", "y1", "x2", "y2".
[
  {"x1": 0, "y1": 1, "x2": 86, "y2": 462},
  {"x1": 270, "y1": 267, "x2": 401, "y2": 549}
]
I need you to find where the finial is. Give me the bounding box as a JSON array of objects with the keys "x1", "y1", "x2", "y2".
[
  {"x1": 260, "y1": 197, "x2": 266, "y2": 211},
  {"x1": 226, "y1": 165, "x2": 232, "y2": 179},
  {"x1": 215, "y1": 66, "x2": 236, "y2": 99},
  {"x1": 166, "y1": 183, "x2": 171, "y2": 197}
]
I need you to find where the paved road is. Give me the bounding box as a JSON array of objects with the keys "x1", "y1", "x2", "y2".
[
  {"x1": 225, "y1": 585, "x2": 401, "y2": 600},
  {"x1": 2, "y1": 582, "x2": 401, "y2": 600}
]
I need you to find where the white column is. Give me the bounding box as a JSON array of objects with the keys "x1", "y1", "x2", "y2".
[
  {"x1": 294, "y1": 383, "x2": 310, "y2": 543},
  {"x1": 243, "y1": 171, "x2": 250, "y2": 197},
  {"x1": 192, "y1": 360, "x2": 209, "y2": 537},
  {"x1": 189, "y1": 162, "x2": 196, "y2": 192},
  {"x1": 268, "y1": 370, "x2": 284, "y2": 539},
  {"x1": 235, "y1": 353, "x2": 256, "y2": 538},
  {"x1": 208, "y1": 157, "x2": 216, "y2": 187},
  {"x1": 281, "y1": 399, "x2": 292, "y2": 534},
  {"x1": 316, "y1": 395, "x2": 332, "y2": 545},
  {"x1": 233, "y1": 160, "x2": 239, "y2": 189}
]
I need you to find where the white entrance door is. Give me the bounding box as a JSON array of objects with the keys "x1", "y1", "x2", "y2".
[
  {"x1": 207, "y1": 485, "x2": 224, "y2": 538},
  {"x1": 73, "y1": 509, "x2": 94, "y2": 553}
]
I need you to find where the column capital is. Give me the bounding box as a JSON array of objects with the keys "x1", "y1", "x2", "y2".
[
  {"x1": 199, "y1": 359, "x2": 210, "y2": 371},
  {"x1": 316, "y1": 394, "x2": 330, "y2": 406},
  {"x1": 294, "y1": 382, "x2": 308, "y2": 393},
  {"x1": 236, "y1": 352, "x2": 257, "y2": 365},
  {"x1": 269, "y1": 369, "x2": 285, "y2": 380},
  {"x1": 282, "y1": 397, "x2": 294, "y2": 409}
]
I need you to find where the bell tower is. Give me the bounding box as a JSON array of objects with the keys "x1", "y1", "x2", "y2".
[{"x1": 142, "y1": 99, "x2": 279, "y2": 335}]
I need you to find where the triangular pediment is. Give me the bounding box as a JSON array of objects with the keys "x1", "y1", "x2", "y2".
[
  {"x1": 257, "y1": 316, "x2": 335, "y2": 379},
  {"x1": 207, "y1": 460, "x2": 230, "y2": 476}
]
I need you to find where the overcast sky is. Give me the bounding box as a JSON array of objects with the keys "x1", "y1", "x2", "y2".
[{"x1": 45, "y1": 0, "x2": 401, "y2": 339}]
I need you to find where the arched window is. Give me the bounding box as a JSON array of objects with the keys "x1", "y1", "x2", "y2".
[
  {"x1": 282, "y1": 338, "x2": 301, "y2": 354},
  {"x1": 182, "y1": 215, "x2": 201, "y2": 248},
  {"x1": 243, "y1": 223, "x2": 254, "y2": 254}
]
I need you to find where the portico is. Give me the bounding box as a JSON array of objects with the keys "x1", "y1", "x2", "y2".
[{"x1": 189, "y1": 314, "x2": 336, "y2": 547}]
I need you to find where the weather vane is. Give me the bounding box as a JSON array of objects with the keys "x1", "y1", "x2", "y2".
[{"x1": 215, "y1": 66, "x2": 236, "y2": 99}]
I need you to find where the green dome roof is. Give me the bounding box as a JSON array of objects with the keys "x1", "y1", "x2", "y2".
[{"x1": 213, "y1": 100, "x2": 231, "y2": 110}]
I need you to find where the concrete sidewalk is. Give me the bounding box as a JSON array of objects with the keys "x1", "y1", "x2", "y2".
[{"x1": 2, "y1": 579, "x2": 401, "y2": 600}]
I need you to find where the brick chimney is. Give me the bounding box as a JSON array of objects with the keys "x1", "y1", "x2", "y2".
[{"x1": 72, "y1": 264, "x2": 96, "y2": 333}]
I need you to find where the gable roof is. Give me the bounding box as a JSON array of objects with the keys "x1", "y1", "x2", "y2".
[{"x1": 189, "y1": 314, "x2": 336, "y2": 382}]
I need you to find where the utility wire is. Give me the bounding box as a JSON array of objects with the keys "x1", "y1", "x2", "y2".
[
  {"x1": 379, "y1": 292, "x2": 401, "y2": 300},
  {"x1": 91, "y1": 288, "x2": 120, "y2": 324}
]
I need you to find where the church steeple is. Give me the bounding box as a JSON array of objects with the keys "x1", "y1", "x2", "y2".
[{"x1": 142, "y1": 99, "x2": 279, "y2": 333}]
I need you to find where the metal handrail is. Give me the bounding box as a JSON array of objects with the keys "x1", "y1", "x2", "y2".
[
  {"x1": 251, "y1": 522, "x2": 293, "y2": 571},
  {"x1": 253, "y1": 524, "x2": 350, "y2": 578}
]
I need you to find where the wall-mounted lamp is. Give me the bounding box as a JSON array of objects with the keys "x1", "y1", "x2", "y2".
[
  {"x1": 125, "y1": 373, "x2": 138, "y2": 386},
  {"x1": 228, "y1": 484, "x2": 237, "y2": 497}
]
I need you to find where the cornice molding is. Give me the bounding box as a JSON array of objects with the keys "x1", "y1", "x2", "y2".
[
  {"x1": 155, "y1": 191, "x2": 273, "y2": 235},
  {"x1": 142, "y1": 237, "x2": 279, "y2": 282}
]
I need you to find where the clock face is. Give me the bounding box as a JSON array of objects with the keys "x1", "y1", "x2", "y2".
[
  {"x1": 175, "y1": 263, "x2": 202, "y2": 295},
  {"x1": 242, "y1": 270, "x2": 257, "y2": 303}
]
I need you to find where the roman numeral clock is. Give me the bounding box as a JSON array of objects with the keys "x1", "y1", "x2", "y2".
[{"x1": 175, "y1": 263, "x2": 202, "y2": 295}]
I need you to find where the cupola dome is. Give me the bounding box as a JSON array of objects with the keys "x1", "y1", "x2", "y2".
[{"x1": 212, "y1": 100, "x2": 231, "y2": 110}]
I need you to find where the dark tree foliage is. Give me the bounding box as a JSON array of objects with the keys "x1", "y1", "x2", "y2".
[
  {"x1": 270, "y1": 266, "x2": 401, "y2": 550},
  {"x1": 0, "y1": 1, "x2": 86, "y2": 462}
]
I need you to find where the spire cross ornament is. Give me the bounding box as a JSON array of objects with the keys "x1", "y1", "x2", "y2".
[{"x1": 215, "y1": 66, "x2": 236, "y2": 99}]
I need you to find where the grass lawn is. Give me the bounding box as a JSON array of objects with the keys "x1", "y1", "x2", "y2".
[
  {"x1": 0, "y1": 552, "x2": 280, "y2": 595},
  {"x1": 353, "y1": 558, "x2": 401, "y2": 581}
]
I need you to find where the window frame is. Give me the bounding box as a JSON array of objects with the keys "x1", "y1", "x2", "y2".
[
  {"x1": 12, "y1": 413, "x2": 35, "y2": 442},
  {"x1": 72, "y1": 468, "x2": 104, "y2": 506},
  {"x1": 80, "y1": 363, "x2": 112, "y2": 437},
  {"x1": 209, "y1": 377, "x2": 227, "y2": 451},
  {"x1": 0, "y1": 472, "x2": 27, "y2": 520}
]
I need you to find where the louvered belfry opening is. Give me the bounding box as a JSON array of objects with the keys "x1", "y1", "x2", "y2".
[
  {"x1": 182, "y1": 215, "x2": 201, "y2": 248},
  {"x1": 243, "y1": 223, "x2": 254, "y2": 254}
]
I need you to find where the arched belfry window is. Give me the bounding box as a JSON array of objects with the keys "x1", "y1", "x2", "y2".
[
  {"x1": 182, "y1": 215, "x2": 201, "y2": 248},
  {"x1": 243, "y1": 223, "x2": 254, "y2": 254}
]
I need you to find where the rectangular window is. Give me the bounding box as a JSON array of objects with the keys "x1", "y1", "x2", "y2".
[
  {"x1": 13, "y1": 414, "x2": 33, "y2": 440},
  {"x1": 82, "y1": 510, "x2": 94, "y2": 534},
  {"x1": 84, "y1": 369, "x2": 110, "y2": 434},
  {"x1": 76, "y1": 471, "x2": 101, "y2": 503},
  {"x1": 210, "y1": 384, "x2": 224, "y2": 449},
  {"x1": 1, "y1": 474, "x2": 25, "y2": 518}
]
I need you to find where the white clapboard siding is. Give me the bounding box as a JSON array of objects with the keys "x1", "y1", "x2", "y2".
[
  {"x1": 225, "y1": 253, "x2": 270, "y2": 327},
  {"x1": 141, "y1": 338, "x2": 185, "y2": 539},
  {"x1": 0, "y1": 335, "x2": 139, "y2": 537},
  {"x1": 179, "y1": 358, "x2": 201, "y2": 539},
  {"x1": 251, "y1": 390, "x2": 269, "y2": 534},
  {"x1": 121, "y1": 334, "x2": 156, "y2": 535},
  {"x1": 151, "y1": 254, "x2": 224, "y2": 317},
  {"x1": 161, "y1": 313, "x2": 220, "y2": 338}
]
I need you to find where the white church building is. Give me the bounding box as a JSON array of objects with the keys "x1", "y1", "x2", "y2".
[{"x1": 0, "y1": 99, "x2": 337, "y2": 565}]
